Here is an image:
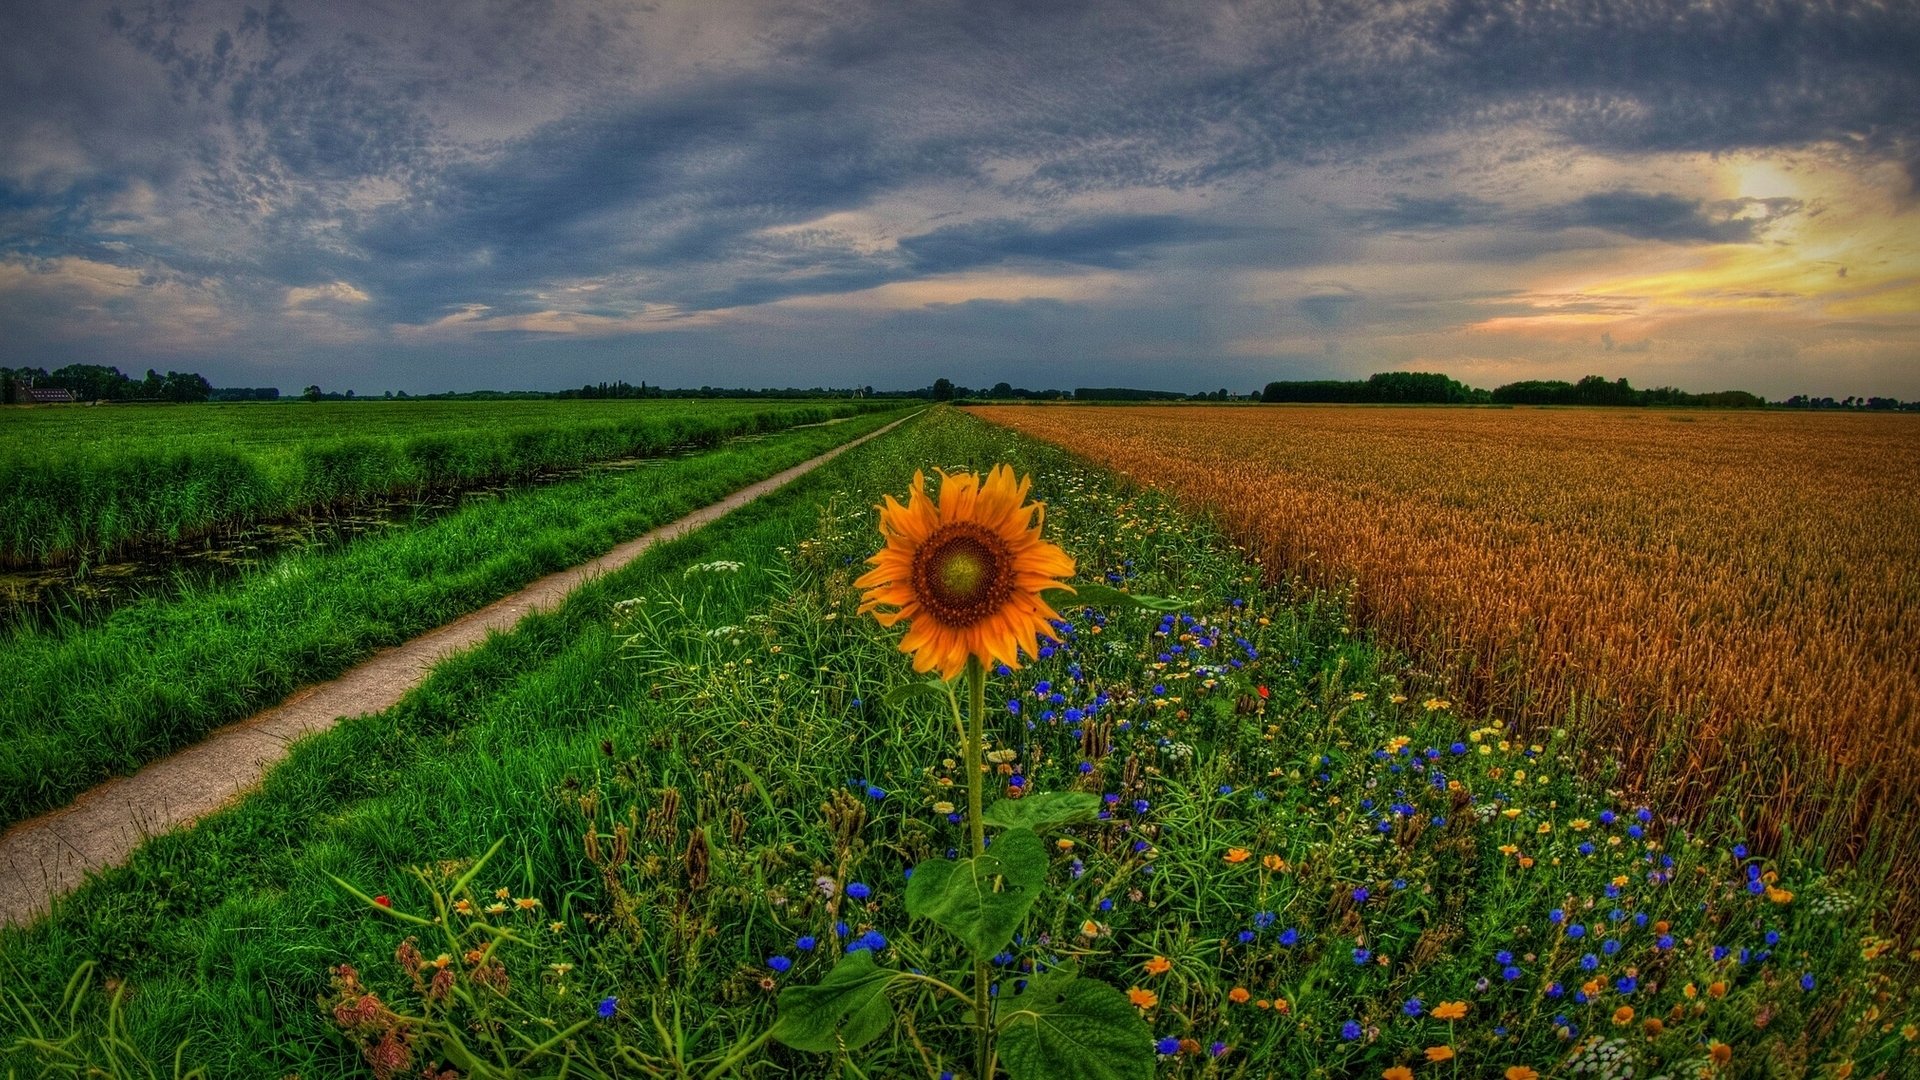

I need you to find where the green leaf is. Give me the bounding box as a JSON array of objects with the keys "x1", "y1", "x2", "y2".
[
  {"x1": 1043, "y1": 582, "x2": 1188, "y2": 613},
  {"x1": 883, "y1": 679, "x2": 953, "y2": 707},
  {"x1": 904, "y1": 827, "x2": 1047, "y2": 956},
  {"x1": 996, "y1": 967, "x2": 1154, "y2": 1080},
  {"x1": 981, "y1": 792, "x2": 1100, "y2": 832},
  {"x1": 769, "y1": 950, "x2": 898, "y2": 1054}
]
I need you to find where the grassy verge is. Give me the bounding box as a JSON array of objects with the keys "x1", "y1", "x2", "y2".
[
  {"x1": 0, "y1": 400, "x2": 889, "y2": 565},
  {"x1": 0, "y1": 409, "x2": 906, "y2": 828},
  {"x1": 2, "y1": 408, "x2": 1912, "y2": 1078}
]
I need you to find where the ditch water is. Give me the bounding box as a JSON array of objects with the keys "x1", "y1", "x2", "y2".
[{"x1": 0, "y1": 430, "x2": 790, "y2": 631}]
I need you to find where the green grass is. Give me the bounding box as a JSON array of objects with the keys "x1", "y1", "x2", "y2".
[
  {"x1": 0, "y1": 409, "x2": 907, "y2": 829},
  {"x1": 0, "y1": 399, "x2": 891, "y2": 565},
  {"x1": 2, "y1": 408, "x2": 1913, "y2": 1079}
]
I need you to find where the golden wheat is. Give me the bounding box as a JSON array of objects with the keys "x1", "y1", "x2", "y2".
[{"x1": 972, "y1": 404, "x2": 1920, "y2": 879}]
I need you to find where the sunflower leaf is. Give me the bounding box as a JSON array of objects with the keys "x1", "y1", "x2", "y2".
[
  {"x1": 996, "y1": 965, "x2": 1154, "y2": 1080},
  {"x1": 904, "y1": 827, "x2": 1047, "y2": 957},
  {"x1": 884, "y1": 679, "x2": 954, "y2": 708},
  {"x1": 982, "y1": 792, "x2": 1100, "y2": 832},
  {"x1": 1043, "y1": 582, "x2": 1188, "y2": 613},
  {"x1": 769, "y1": 949, "x2": 899, "y2": 1054}
]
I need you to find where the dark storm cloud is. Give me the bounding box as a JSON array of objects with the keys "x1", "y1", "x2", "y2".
[
  {"x1": 897, "y1": 215, "x2": 1239, "y2": 274},
  {"x1": 1532, "y1": 191, "x2": 1803, "y2": 244},
  {"x1": 2, "y1": 0, "x2": 1916, "y2": 391}
]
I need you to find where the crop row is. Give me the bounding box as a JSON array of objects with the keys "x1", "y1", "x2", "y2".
[
  {"x1": 0, "y1": 400, "x2": 884, "y2": 565},
  {"x1": 969, "y1": 404, "x2": 1920, "y2": 919}
]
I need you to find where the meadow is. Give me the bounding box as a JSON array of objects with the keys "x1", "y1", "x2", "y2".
[
  {"x1": 968, "y1": 405, "x2": 1920, "y2": 915},
  {"x1": 0, "y1": 399, "x2": 888, "y2": 566},
  {"x1": 3, "y1": 408, "x2": 1913, "y2": 1079},
  {"x1": 0, "y1": 408, "x2": 906, "y2": 829}
]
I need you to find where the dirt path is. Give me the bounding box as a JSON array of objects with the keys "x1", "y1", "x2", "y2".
[{"x1": 0, "y1": 414, "x2": 909, "y2": 928}]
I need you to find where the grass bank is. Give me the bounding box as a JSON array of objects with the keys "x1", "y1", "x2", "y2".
[
  {"x1": 0, "y1": 399, "x2": 889, "y2": 566},
  {"x1": 2, "y1": 408, "x2": 1911, "y2": 1078},
  {"x1": 0, "y1": 409, "x2": 905, "y2": 829}
]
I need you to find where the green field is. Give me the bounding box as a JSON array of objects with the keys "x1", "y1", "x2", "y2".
[
  {"x1": 0, "y1": 408, "x2": 906, "y2": 829},
  {"x1": 0, "y1": 399, "x2": 889, "y2": 565},
  {"x1": 3, "y1": 408, "x2": 1912, "y2": 1079}
]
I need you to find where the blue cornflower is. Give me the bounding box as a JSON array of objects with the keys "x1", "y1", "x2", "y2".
[
  {"x1": 1567, "y1": 923, "x2": 1586, "y2": 939},
  {"x1": 1503, "y1": 965, "x2": 1522, "y2": 981},
  {"x1": 1656, "y1": 934, "x2": 1674, "y2": 950},
  {"x1": 767, "y1": 955, "x2": 792, "y2": 973},
  {"x1": 846, "y1": 882, "x2": 871, "y2": 900},
  {"x1": 1733, "y1": 844, "x2": 1748, "y2": 858},
  {"x1": 847, "y1": 930, "x2": 888, "y2": 953},
  {"x1": 1615, "y1": 976, "x2": 1637, "y2": 994},
  {"x1": 1602, "y1": 939, "x2": 1622, "y2": 956},
  {"x1": 1278, "y1": 928, "x2": 1299, "y2": 946},
  {"x1": 1210, "y1": 1041, "x2": 1228, "y2": 1057},
  {"x1": 1253, "y1": 911, "x2": 1276, "y2": 929},
  {"x1": 1238, "y1": 930, "x2": 1255, "y2": 944},
  {"x1": 1403, "y1": 998, "x2": 1423, "y2": 1017},
  {"x1": 865, "y1": 785, "x2": 886, "y2": 800},
  {"x1": 1549, "y1": 908, "x2": 1566, "y2": 924},
  {"x1": 796, "y1": 935, "x2": 817, "y2": 951},
  {"x1": 1599, "y1": 810, "x2": 1617, "y2": 826},
  {"x1": 1352, "y1": 947, "x2": 1370, "y2": 964},
  {"x1": 1352, "y1": 887, "x2": 1370, "y2": 903},
  {"x1": 1801, "y1": 973, "x2": 1815, "y2": 992},
  {"x1": 1580, "y1": 953, "x2": 1600, "y2": 971},
  {"x1": 597, "y1": 996, "x2": 617, "y2": 1018},
  {"x1": 1156, "y1": 1037, "x2": 1181, "y2": 1055},
  {"x1": 1495, "y1": 950, "x2": 1513, "y2": 965},
  {"x1": 1340, "y1": 1020, "x2": 1362, "y2": 1041}
]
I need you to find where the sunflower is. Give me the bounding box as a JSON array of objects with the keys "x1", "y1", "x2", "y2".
[{"x1": 856, "y1": 466, "x2": 1074, "y2": 679}]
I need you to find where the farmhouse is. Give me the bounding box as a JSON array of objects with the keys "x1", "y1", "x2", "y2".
[{"x1": 18, "y1": 386, "x2": 77, "y2": 404}]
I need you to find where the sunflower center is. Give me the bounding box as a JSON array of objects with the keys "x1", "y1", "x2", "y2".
[{"x1": 912, "y1": 522, "x2": 1015, "y2": 627}]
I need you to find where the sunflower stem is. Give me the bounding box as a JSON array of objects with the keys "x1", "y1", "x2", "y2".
[{"x1": 964, "y1": 655, "x2": 990, "y2": 1077}]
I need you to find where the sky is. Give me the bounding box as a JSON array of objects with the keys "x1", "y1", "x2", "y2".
[{"x1": 2, "y1": 1, "x2": 1917, "y2": 397}]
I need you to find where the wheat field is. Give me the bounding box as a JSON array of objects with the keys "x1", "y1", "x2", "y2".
[{"x1": 972, "y1": 404, "x2": 1920, "y2": 884}]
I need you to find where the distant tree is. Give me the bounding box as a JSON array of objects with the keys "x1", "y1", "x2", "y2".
[
  {"x1": 932, "y1": 378, "x2": 955, "y2": 401},
  {"x1": 303, "y1": 384, "x2": 323, "y2": 402}
]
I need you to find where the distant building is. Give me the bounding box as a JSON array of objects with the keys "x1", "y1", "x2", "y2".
[{"x1": 19, "y1": 386, "x2": 77, "y2": 404}]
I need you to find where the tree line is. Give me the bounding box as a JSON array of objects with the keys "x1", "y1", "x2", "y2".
[{"x1": 2, "y1": 364, "x2": 218, "y2": 404}]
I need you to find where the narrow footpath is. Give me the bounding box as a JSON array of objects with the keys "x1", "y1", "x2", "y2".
[{"x1": 0, "y1": 414, "x2": 910, "y2": 928}]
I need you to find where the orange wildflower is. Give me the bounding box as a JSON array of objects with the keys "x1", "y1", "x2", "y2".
[
  {"x1": 1143, "y1": 956, "x2": 1172, "y2": 976},
  {"x1": 1505, "y1": 1068, "x2": 1539, "y2": 1080},
  {"x1": 1431, "y1": 1001, "x2": 1468, "y2": 1021},
  {"x1": 1127, "y1": 987, "x2": 1158, "y2": 1009},
  {"x1": 1612, "y1": 1005, "x2": 1635, "y2": 1025},
  {"x1": 1383, "y1": 1068, "x2": 1413, "y2": 1080},
  {"x1": 1224, "y1": 847, "x2": 1252, "y2": 864},
  {"x1": 1228, "y1": 987, "x2": 1251, "y2": 1004},
  {"x1": 1425, "y1": 1045, "x2": 1455, "y2": 1062}
]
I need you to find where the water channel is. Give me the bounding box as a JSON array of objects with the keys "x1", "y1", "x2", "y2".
[{"x1": 0, "y1": 429, "x2": 791, "y2": 630}]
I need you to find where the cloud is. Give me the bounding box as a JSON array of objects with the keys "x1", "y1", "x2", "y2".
[
  {"x1": 1532, "y1": 191, "x2": 1802, "y2": 244},
  {"x1": 1, "y1": 0, "x2": 1916, "y2": 394}
]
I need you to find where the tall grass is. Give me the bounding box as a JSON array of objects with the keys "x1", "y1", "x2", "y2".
[
  {"x1": 0, "y1": 400, "x2": 882, "y2": 565},
  {"x1": 0, "y1": 410, "x2": 905, "y2": 829},
  {"x1": 970, "y1": 405, "x2": 1920, "y2": 914}
]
